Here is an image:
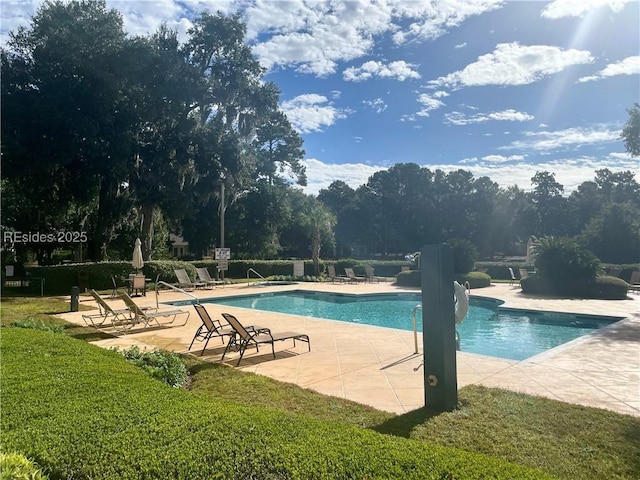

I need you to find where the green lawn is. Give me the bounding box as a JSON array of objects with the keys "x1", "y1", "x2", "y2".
[{"x1": 2, "y1": 295, "x2": 639, "y2": 479}]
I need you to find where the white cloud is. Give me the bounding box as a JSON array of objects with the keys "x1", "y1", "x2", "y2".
[
  {"x1": 416, "y1": 93, "x2": 446, "y2": 117},
  {"x1": 302, "y1": 158, "x2": 385, "y2": 195},
  {"x1": 431, "y1": 42, "x2": 594, "y2": 88},
  {"x1": 244, "y1": 0, "x2": 505, "y2": 76},
  {"x1": 1, "y1": 0, "x2": 506, "y2": 76},
  {"x1": 363, "y1": 98, "x2": 388, "y2": 113},
  {"x1": 452, "y1": 155, "x2": 638, "y2": 193},
  {"x1": 281, "y1": 94, "x2": 349, "y2": 133},
  {"x1": 445, "y1": 109, "x2": 534, "y2": 125},
  {"x1": 501, "y1": 126, "x2": 621, "y2": 152},
  {"x1": 578, "y1": 55, "x2": 640, "y2": 82},
  {"x1": 343, "y1": 60, "x2": 421, "y2": 82},
  {"x1": 460, "y1": 154, "x2": 526, "y2": 164},
  {"x1": 247, "y1": 1, "x2": 393, "y2": 75},
  {"x1": 541, "y1": 0, "x2": 631, "y2": 19},
  {"x1": 391, "y1": 0, "x2": 504, "y2": 44},
  {"x1": 455, "y1": 42, "x2": 467, "y2": 49},
  {"x1": 302, "y1": 153, "x2": 637, "y2": 195},
  {"x1": 481, "y1": 154, "x2": 526, "y2": 163}
]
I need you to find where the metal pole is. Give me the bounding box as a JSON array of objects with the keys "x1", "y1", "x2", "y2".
[
  {"x1": 220, "y1": 182, "x2": 225, "y2": 249},
  {"x1": 220, "y1": 182, "x2": 225, "y2": 280}
]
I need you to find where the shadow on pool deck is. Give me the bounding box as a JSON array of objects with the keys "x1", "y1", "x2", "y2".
[{"x1": 58, "y1": 282, "x2": 640, "y2": 417}]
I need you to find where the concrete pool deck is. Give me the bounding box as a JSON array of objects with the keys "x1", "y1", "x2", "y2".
[{"x1": 59, "y1": 281, "x2": 640, "y2": 417}]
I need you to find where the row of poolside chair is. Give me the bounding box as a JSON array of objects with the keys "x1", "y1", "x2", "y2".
[
  {"x1": 188, "y1": 305, "x2": 310, "y2": 366},
  {"x1": 83, "y1": 289, "x2": 190, "y2": 333},
  {"x1": 83, "y1": 290, "x2": 311, "y2": 366},
  {"x1": 173, "y1": 268, "x2": 225, "y2": 290},
  {"x1": 327, "y1": 265, "x2": 386, "y2": 284}
]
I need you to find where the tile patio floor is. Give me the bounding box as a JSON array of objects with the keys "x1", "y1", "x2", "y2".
[{"x1": 58, "y1": 281, "x2": 640, "y2": 417}]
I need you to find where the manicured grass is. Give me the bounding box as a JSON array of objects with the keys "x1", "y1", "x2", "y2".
[
  {"x1": 187, "y1": 357, "x2": 640, "y2": 480},
  {"x1": 0, "y1": 295, "x2": 114, "y2": 342},
  {"x1": 2, "y1": 327, "x2": 549, "y2": 480},
  {"x1": 3, "y1": 296, "x2": 639, "y2": 479}
]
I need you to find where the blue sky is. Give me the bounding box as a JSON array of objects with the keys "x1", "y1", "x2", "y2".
[{"x1": 2, "y1": 0, "x2": 639, "y2": 194}]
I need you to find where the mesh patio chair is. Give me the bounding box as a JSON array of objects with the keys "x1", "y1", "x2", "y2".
[{"x1": 221, "y1": 313, "x2": 310, "y2": 366}]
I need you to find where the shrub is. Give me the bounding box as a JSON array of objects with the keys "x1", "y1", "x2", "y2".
[
  {"x1": 10, "y1": 318, "x2": 66, "y2": 334},
  {"x1": 533, "y1": 237, "x2": 600, "y2": 294},
  {"x1": 396, "y1": 269, "x2": 421, "y2": 287},
  {"x1": 474, "y1": 262, "x2": 528, "y2": 280},
  {"x1": 0, "y1": 452, "x2": 48, "y2": 480},
  {"x1": 25, "y1": 260, "x2": 198, "y2": 295},
  {"x1": 447, "y1": 239, "x2": 478, "y2": 274},
  {"x1": 396, "y1": 270, "x2": 491, "y2": 289},
  {"x1": 520, "y1": 275, "x2": 629, "y2": 299},
  {"x1": 115, "y1": 346, "x2": 189, "y2": 388},
  {"x1": 589, "y1": 276, "x2": 630, "y2": 299},
  {"x1": 455, "y1": 272, "x2": 491, "y2": 289}
]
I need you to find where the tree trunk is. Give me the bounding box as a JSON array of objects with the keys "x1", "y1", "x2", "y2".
[
  {"x1": 141, "y1": 205, "x2": 155, "y2": 261},
  {"x1": 89, "y1": 179, "x2": 116, "y2": 261},
  {"x1": 312, "y1": 230, "x2": 321, "y2": 276}
]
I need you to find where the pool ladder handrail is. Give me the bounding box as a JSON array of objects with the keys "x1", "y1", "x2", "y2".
[
  {"x1": 155, "y1": 280, "x2": 199, "y2": 309},
  {"x1": 411, "y1": 304, "x2": 421, "y2": 354},
  {"x1": 411, "y1": 303, "x2": 461, "y2": 354},
  {"x1": 246, "y1": 268, "x2": 265, "y2": 286}
]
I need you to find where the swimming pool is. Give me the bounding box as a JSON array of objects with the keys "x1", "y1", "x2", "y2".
[{"x1": 181, "y1": 291, "x2": 621, "y2": 361}]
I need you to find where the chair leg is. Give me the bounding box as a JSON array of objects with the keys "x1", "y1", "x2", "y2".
[{"x1": 200, "y1": 334, "x2": 212, "y2": 356}]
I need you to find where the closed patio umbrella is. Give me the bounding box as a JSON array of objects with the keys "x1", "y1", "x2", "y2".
[{"x1": 132, "y1": 238, "x2": 144, "y2": 272}]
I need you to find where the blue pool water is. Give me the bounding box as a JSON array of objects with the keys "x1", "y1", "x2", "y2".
[{"x1": 184, "y1": 291, "x2": 620, "y2": 361}]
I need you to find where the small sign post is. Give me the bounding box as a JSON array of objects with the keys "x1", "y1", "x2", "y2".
[
  {"x1": 293, "y1": 260, "x2": 304, "y2": 278},
  {"x1": 215, "y1": 248, "x2": 231, "y2": 279}
]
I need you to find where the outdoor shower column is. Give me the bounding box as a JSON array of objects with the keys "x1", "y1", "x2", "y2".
[{"x1": 421, "y1": 244, "x2": 458, "y2": 412}]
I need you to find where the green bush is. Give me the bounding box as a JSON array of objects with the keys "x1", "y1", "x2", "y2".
[
  {"x1": 589, "y1": 276, "x2": 631, "y2": 299},
  {"x1": 25, "y1": 260, "x2": 198, "y2": 295},
  {"x1": 396, "y1": 270, "x2": 491, "y2": 289},
  {"x1": 447, "y1": 239, "x2": 478, "y2": 273},
  {"x1": 474, "y1": 261, "x2": 528, "y2": 280},
  {"x1": 115, "y1": 346, "x2": 189, "y2": 388},
  {"x1": 1, "y1": 329, "x2": 551, "y2": 480},
  {"x1": 395, "y1": 269, "x2": 421, "y2": 287},
  {"x1": 0, "y1": 452, "x2": 48, "y2": 480},
  {"x1": 533, "y1": 237, "x2": 600, "y2": 294},
  {"x1": 520, "y1": 275, "x2": 629, "y2": 299},
  {"x1": 455, "y1": 272, "x2": 491, "y2": 289}
]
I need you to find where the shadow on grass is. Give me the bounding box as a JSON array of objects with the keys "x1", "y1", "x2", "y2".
[{"x1": 370, "y1": 406, "x2": 442, "y2": 438}]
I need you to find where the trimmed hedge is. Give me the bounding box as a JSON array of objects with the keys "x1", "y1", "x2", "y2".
[
  {"x1": 1, "y1": 328, "x2": 552, "y2": 480},
  {"x1": 24, "y1": 261, "x2": 198, "y2": 295},
  {"x1": 396, "y1": 270, "x2": 491, "y2": 289},
  {"x1": 521, "y1": 275, "x2": 630, "y2": 299},
  {"x1": 22, "y1": 260, "x2": 412, "y2": 294}
]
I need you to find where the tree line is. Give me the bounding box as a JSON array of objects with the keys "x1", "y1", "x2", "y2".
[{"x1": 2, "y1": 1, "x2": 639, "y2": 269}]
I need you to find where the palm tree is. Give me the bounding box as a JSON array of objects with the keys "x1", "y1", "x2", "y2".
[{"x1": 299, "y1": 197, "x2": 336, "y2": 276}]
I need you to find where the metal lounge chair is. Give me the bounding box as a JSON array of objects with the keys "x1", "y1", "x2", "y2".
[
  {"x1": 364, "y1": 265, "x2": 385, "y2": 283},
  {"x1": 508, "y1": 267, "x2": 517, "y2": 285},
  {"x1": 195, "y1": 267, "x2": 225, "y2": 288},
  {"x1": 83, "y1": 289, "x2": 133, "y2": 330},
  {"x1": 189, "y1": 304, "x2": 267, "y2": 356},
  {"x1": 327, "y1": 264, "x2": 348, "y2": 283},
  {"x1": 173, "y1": 268, "x2": 206, "y2": 290},
  {"x1": 344, "y1": 267, "x2": 366, "y2": 283},
  {"x1": 220, "y1": 312, "x2": 310, "y2": 366},
  {"x1": 119, "y1": 292, "x2": 190, "y2": 330}
]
